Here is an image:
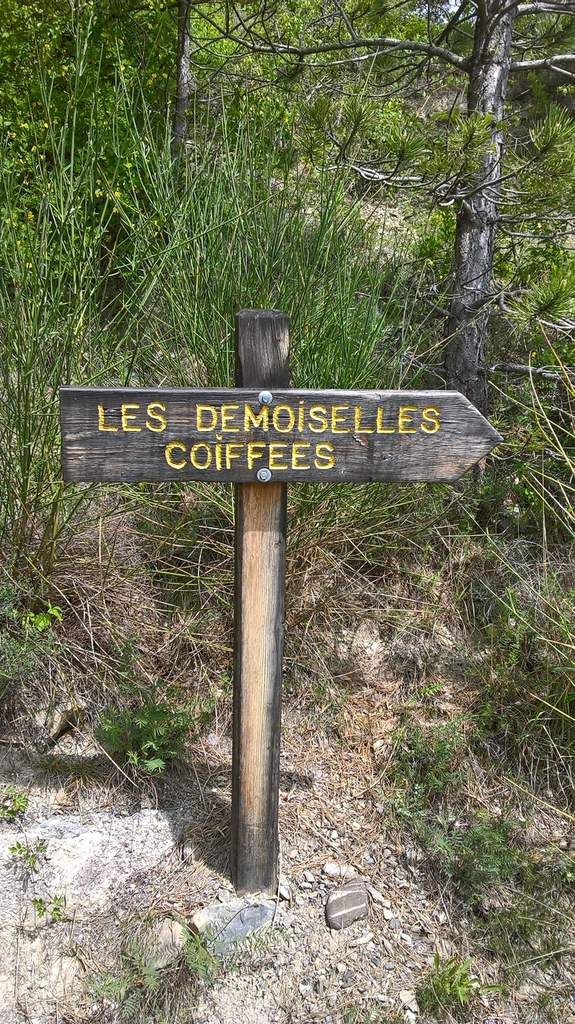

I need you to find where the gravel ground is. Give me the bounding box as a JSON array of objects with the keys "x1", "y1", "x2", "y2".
[{"x1": 0, "y1": 686, "x2": 573, "y2": 1024}]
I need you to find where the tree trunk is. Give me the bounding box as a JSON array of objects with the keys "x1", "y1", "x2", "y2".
[
  {"x1": 444, "y1": 3, "x2": 517, "y2": 413},
  {"x1": 172, "y1": 0, "x2": 198, "y2": 154}
]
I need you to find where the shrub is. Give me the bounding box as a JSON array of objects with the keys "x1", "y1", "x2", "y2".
[
  {"x1": 419, "y1": 816, "x2": 524, "y2": 903},
  {"x1": 390, "y1": 720, "x2": 467, "y2": 798},
  {"x1": 9, "y1": 839, "x2": 48, "y2": 872},
  {"x1": 90, "y1": 929, "x2": 217, "y2": 1020},
  {"x1": 0, "y1": 785, "x2": 28, "y2": 820},
  {"x1": 96, "y1": 698, "x2": 192, "y2": 774},
  {"x1": 416, "y1": 954, "x2": 477, "y2": 1019}
]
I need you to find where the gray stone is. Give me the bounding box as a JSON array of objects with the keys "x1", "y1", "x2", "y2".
[
  {"x1": 34, "y1": 703, "x2": 84, "y2": 748},
  {"x1": 325, "y1": 880, "x2": 368, "y2": 931},
  {"x1": 190, "y1": 897, "x2": 276, "y2": 954},
  {"x1": 340, "y1": 970, "x2": 356, "y2": 988}
]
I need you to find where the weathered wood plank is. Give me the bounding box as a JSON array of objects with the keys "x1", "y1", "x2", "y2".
[
  {"x1": 60, "y1": 387, "x2": 501, "y2": 484},
  {"x1": 232, "y1": 310, "x2": 289, "y2": 895}
]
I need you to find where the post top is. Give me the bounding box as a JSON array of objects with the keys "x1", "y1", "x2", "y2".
[{"x1": 236, "y1": 309, "x2": 288, "y2": 320}]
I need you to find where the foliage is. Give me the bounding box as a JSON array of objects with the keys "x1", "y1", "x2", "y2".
[
  {"x1": 0, "y1": 786, "x2": 28, "y2": 820},
  {"x1": 474, "y1": 893, "x2": 567, "y2": 981},
  {"x1": 90, "y1": 930, "x2": 217, "y2": 1020},
  {"x1": 416, "y1": 954, "x2": 478, "y2": 1019},
  {"x1": 90, "y1": 943, "x2": 162, "y2": 1021},
  {"x1": 390, "y1": 720, "x2": 467, "y2": 797},
  {"x1": 9, "y1": 838, "x2": 48, "y2": 872},
  {"x1": 419, "y1": 816, "x2": 525, "y2": 904},
  {"x1": 0, "y1": 582, "x2": 57, "y2": 699},
  {"x1": 183, "y1": 933, "x2": 219, "y2": 986},
  {"x1": 32, "y1": 894, "x2": 66, "y2": 922},
  {"x1": 21, "y1": 604, "x2": 62, "y2": 634},
  {"x1": 96, "y1": 698, "x2": 193, "y2": 774},
  {"x1": 389, "y1": 717, "x2": 527, "y2": 903},
  {"x1": 0, "y1": 633, "x2": 39, "y2": 697}
]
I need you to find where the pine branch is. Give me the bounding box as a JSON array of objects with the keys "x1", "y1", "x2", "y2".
[
  {"x1": 402, "y1": 355, "x2": 575, "y2": 383},
  {"x1": 490, "y1": 362, "x2": 575, "y2": 382},
  {"x1": 436, "y1": 0, "x2": 474, "y2": 43},
  {"x1": 517, "y1": 2, "x2": 575, "y2": 15},
  {"x1": 212, "y1": 34, "x2": 469, "y2": 72},
  {"x1": 511, "y1": 53, "x2": 575, "y2": 72}
]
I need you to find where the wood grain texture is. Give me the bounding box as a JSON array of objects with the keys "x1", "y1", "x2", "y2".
[
  {"x1": 232, "y1": 310, "x2": 289, "y2": 895},
  {"x1": 60, "y1": 387, "x2": 502, "y2": 484}
]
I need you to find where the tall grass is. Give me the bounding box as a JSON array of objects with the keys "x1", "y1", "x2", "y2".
[
  {"x1": 470, "y1": 359, "x2": 575, "y2": 776},
  {"x1": 0, "y1": 68, "x2": 433, "y2": 590}
]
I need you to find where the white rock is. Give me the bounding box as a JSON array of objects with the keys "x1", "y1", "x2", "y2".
[
  {"x1": 1, "y1": 809, "x2": 174, "y2": 920},
  {"x1": 399, "y1": 989, "x2": 419, "y2": 1013},
  {"x1": 138, "y1": 917, "x2": 188, "y2": 969},
  {"x1": 367, "y1": 885, "x2": 389, "y2": 906},
  {"x1": 322, "y1": 860, "x2": 356, "y2": 881}
]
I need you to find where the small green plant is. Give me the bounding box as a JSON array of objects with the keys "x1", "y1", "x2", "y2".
[
  {"x1": 10, "y1": 838, "x2": 48, "y2": 871},
  {"x1": 96, "y1": 698, "x2": 193, "y2": 774},
  {"x1": 418, "y1": 816, "x2": 523, "y2": 902},
  {"x1": 32, "y1": 894, "x2": 66, "y2": 922},
  {"x1": 0, "y1": 785, "x2": 28, "y2": 819},
  {"x1": 391, "y1": 720, "x2": 467, "y2": 797},
  {"x1": 416, "y1": 953, "x2": 477, "y2": 1019},
  {"x1": 183, "y1": 932, "x2": 219, "y2": 985},
  {"x1": 90, "y1": 930, "x2": 217, "y2": 1020},
  {"x1": 21, "y1": 603, "x2": 62, "y2": 633},
  {"x1": 91, "y1": 958, "x2": 159, "y2": 1021}
]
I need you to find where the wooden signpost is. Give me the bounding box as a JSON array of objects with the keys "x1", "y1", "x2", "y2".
[{"x1": 60, "y1": 309, "x2": 501, "y2": 895}]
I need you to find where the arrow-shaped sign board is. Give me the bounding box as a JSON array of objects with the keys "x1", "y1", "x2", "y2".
[{"x1": 60, "y1": 387, "x2": 501, "y2": 484}]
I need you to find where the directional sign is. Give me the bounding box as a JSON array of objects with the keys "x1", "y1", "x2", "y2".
[
  {"x1": 59, "y1": 308, "x2": 503, "y2": 898},
  {"x1": 60, "y1": 387, "x2": 501, "y2": 484}
]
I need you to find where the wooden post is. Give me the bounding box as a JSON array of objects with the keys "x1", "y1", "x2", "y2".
[{"x1": 231, "y1": 310, "x2": 290, "y2": 895}]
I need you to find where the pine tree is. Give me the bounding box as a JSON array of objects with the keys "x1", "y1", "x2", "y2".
[{"x1": 192, "y1": 1, "x2": 575, "y2": 412}]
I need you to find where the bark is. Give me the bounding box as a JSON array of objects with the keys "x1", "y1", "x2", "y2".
[
  {"x1": 172, "y1": 0, "x2": 198, "y2": 154},
  {"x1": 444, "y1": 3, "x2": 517, "y2": 413}
]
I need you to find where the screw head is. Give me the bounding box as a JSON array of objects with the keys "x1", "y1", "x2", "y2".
[
  {"x1": 258, "y1": 390, "x2": 273, "y2": 406},
  {"x1": 257, "y1": 468, "x2": 272, "y2": 482}
]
